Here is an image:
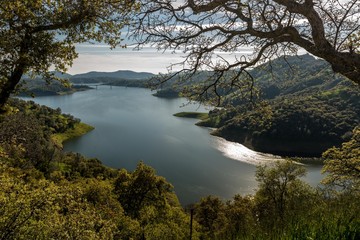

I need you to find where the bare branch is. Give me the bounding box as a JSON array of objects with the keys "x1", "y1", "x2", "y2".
[{"x1": 130, "y1": 0, "x2": 360, "y2": 103}]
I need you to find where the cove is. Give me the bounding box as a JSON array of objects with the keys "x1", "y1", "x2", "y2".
[{"x1": 26, "y1": 86, "x2": 323, "y2": 205}]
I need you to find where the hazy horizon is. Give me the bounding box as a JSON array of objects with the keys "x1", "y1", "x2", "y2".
[{"x1": 68, "y1": 43, "x2": 254, "y2": 75}]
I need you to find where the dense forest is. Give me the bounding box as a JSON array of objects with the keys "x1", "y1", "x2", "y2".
[
  {"x1": 173, "y1": 55, "x2": 360, "y2": 157},
  {"x1": 0, "y1": 97, "x2": 359, "y2": 239},
  {"x1": 1, "y1": 0, "x2": 359, "y2": 237}
]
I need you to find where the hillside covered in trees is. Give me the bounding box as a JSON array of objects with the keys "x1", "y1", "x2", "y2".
[
  {"x1": 0, "y1": 98, "x2": 359, "y2": 239},
  {"x1": 0, "y1": 97, "x2": 360, "y2": 239},
  {"x1": 188, "y1": 54, "x2": 360, "y2": 157},
  {"x1": 1, "y1": 0, "x2": 359, "y2": 237}
]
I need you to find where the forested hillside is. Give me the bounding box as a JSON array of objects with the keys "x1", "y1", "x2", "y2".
[
  {"x1": 70, "y1": 70, "x2": 154, "y2": 80},
  {"x1": 1, "y1": 98, "x2": 359, "y2": 239},
  {"x1": 1, "y1": 0, "x2": 359, "y2": 237},
  {"x1": 18, "y1": 78, "x2": 92, "y2": 97},
  {"x1": 69, "y1": 70, "x2": 154, "y2": 87},
  {"x1": 195, "y1": 55, "x2": 360, "y2": 157},
  {"x1": 0, "y1": 99, "x2": 191, "y2": 239}
]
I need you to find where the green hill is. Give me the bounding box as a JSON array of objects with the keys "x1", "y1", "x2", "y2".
[
  {"x1": 197, "y1": 54, "x2": 360, "y2": 157},
  {"x1": 70, "y1": 70, "x2": 154, "y2": 83},
  {"x1": 19, "y1": 70, "x2": 156, "y2": 97},
  {"x1": 18, "y1": 78, "x2": 91, "y2": 97}
]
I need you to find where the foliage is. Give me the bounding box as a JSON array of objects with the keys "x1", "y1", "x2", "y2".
[
  {"x1": 51, "y1": 122, "x2": 94, "y2": 148},
  {"x1": 0, "y1": 112, "x2": 55, "y2": 174},
  {"x1": 221, "y1": 195, "x2": 256, "y2": 239},
  {"x1": 56, "y1": 153, "x2": 118, "y2": 181},
  {"x1": 8, "y1": 98, "x2": 81, "y2": 134},
  {"x1": 190, "y1": 161, "x2": 360, "y2": 239},
  {"x1": 0, "y1": 110, "x2": 194, "y2": 240},
  {"x1": 0, "y1": 163, "x2": 124, "y2": 240},
  {"x1": 193, "y1": 196, "x2": 227, "y2": 239},
  {"x1": 112, "y1": 162, "x2": 191, "y2": 239},
  {"x1": 254, "y1": 161, "x2": 312, "y2": 232},
  {"x1": 322, "y1": 127, "x2": 360, "y2": 192},
  {"x1": 200, "y1": 55, "x2": 360, "y2": 156},
  {"x1": 0, "y1": 0, "x2": 139, "y2": 109},
  {"x1": 114, "y1": 162, "x2": 174, "y2": 219},
  {"x1": 0, "y1": 88, "x2": 359, "y2": 239},
  {"x1": 153, "y1": 88, "x2": 180, "y2": 98},
  {"x1": 18, "y1": 78, "x2": 92, "y2": 97},
  {"x1": 173, "y1": 112, "x2": 209, "y2": 120},
  {"x1": 131, "y1": 0, "x2": 360, "y2": 104},
  {"x1": 0, "y1": 98, "x2": 96, "y2": 177}
]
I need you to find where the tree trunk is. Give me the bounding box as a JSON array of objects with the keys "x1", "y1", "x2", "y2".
[
  {"x1": 326, "y1": 52, "x2": 360, "y2": 85},
  {"x1": 0, "y1": 34, "x2": 30, "y2": 112},
  {"x1": 304, "y1": 42, "x2": 360, "y2": 85},
  {"x1": 0, "y1": 67, "x2": 25, "y2": 111}
]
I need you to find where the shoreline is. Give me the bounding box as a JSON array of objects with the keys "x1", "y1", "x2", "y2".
[
  {"x1": 174, "y1": 111, "x2": 323, "y2": 166},
  {"x1": 173, "y1": 111, "x2": 209, "y2": 120},
  {"x1": 51, "y1": 122, "x2": 94, "y2": 148}
]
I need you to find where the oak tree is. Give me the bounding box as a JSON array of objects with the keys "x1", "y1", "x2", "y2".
[
  {"x1": 113, "y1": 162, "x2": 173, "y2": 219},
  {"x1": 255, "y1": 160, "x2": 309, "y2": 227},
  {"x1": 322, "y1": 127, "x2": 360, "y2": 192},
  {"x1": 0, "y1": 0, "x2": 138, "y2": 110},
  {"x1": 193, "y1": 196, "x2": 227, "y2": 239},
  {"x1": 131, "y1": 0, "x2": 360, "y2": 99}
]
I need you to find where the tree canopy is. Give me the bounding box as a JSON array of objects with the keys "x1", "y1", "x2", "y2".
[
  {"x1": 322, "y1": 127, "x2": 360, "y2": 192},
  {"x1": 0, "y1": 0, "x2": 138, "y2": 110},
  {"x1": 131, "y1": 0, "x2": 360, "y2": 99},
  {"x1": 1, "y1": 98, "x2": 359, "y2": 239}
]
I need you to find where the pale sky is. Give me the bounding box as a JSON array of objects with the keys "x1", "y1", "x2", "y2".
[
  {"x1": 69, "y1": 44, "x2": 182, "y2": 75},
  {"x1": 68, "y1": 43, "x2": 254, "y2": 75}
]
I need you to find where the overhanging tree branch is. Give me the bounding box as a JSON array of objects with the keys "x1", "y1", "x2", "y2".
[
  {"x1": 131, "y1": 0, "x2": 360, "y2": 100},
  {"x1": 0, "y1": 0, "x2": 137, "y2": 111}
]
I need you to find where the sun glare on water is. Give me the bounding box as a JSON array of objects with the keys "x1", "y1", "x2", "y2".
[{"x1": 213, "y1": 137, "x2": 282, "y2": 165}]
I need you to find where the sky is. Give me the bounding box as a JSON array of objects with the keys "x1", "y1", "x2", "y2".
[
  {"x1": 61, "y1": 0, "x2": 354, "y2": 76},
  {"x1": 70, "y1": 43, "x2": 308, "y2": 75},
  {"x1": 70, "y1": 44, "x2": 183, "y2": 75},
  {"x1": 69, "y1": 43, "x2": 254, "y2": 75}
]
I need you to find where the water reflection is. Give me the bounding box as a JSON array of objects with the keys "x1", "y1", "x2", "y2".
[{"x1": 213, "y1": 136, "x2": 282, "y2": 165}]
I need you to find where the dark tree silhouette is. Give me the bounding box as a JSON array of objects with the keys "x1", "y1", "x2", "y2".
[
  {"x1": 131, "y1": 0, "x2": 360, "y2": 100},
  {"x1": 0, "y1": 0, "x2": 137, "y2": 110}
]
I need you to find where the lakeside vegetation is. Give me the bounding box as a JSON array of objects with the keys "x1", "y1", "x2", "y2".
[
  {"x1": 0, "y1": 41, "x2": 358, "y2": 240},
  {"x1": 153, "y1": 88, "x2": 180, "y2": 98},
  {"x1": 173, "y1": 112, "x2": 209, "y2": 120},
  {"x1": 51, "y1": 122, "x2": 94, "y2": 148},
  {"x1": 165, "y1": 55, "x2": 360, "y2": 157},
  {"x1": 18, "y1": 78, "x2": 92, "y2": 97},
  {"x1": 0, "y1": 97, "x2": 359, "y2": 239},
  {"x1": 1, "y1": 0, "x2": 359, "y2": 238}
]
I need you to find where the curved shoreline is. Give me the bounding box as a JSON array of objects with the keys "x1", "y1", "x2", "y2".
[{"x1": 51, "y1": 122, "x2": 94, "y2": 148}]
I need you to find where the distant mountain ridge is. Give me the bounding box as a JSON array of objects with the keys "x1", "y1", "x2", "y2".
[
  {"x1": 22, "y1": 70, "x2": 155, "y2": 81},
  {"x1": 20, "y1": 70, "x2": 156, "y2": 95},
  {"x1": 70, "y1": 70, "x2": 154, "y2": 80}
]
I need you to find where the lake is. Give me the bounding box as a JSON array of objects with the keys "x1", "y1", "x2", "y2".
[{"x1": 26, "y1": 86, "x2": 324, "y2": 205}]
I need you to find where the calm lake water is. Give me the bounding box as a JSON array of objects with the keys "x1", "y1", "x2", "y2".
[{"x1": 26, "y1": 86, "x2": 324, "y2": 205}]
